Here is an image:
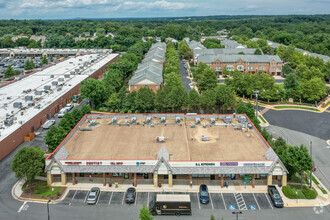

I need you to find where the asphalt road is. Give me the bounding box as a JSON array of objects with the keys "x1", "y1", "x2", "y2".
[
  {"x1": 179, "y1": 59, "x2": 191, "y2": 93},
  {"x1": 263, "y1": 109, "x2": 330, "y2": 140}
]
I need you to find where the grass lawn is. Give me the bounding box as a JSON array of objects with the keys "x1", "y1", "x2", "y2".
[
  {"x1": 258, "y1": 115, "x2": 267, "y2": 123},
  {"x1": 274, "y1": 105, "x2": 319, "y2": 111},
  {"x1": 306, "y1": 171, "x2": 328, "y2": 194},
  {"x1": 22, "y1": 180, "x2": 62, "y2": 199},
  {"x1": 283, "y1": 185, "x2": 318, "y2": 200}
]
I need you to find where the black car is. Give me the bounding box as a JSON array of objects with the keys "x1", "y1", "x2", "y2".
[
  {"x1": 199, "y1": 184, "x2": 209, "y2": 204},
  {"x1": 125, "y1": 187, "x2": 136, "y2": 204},
  {"x1": 268, "y1": 186, "x2": 284, "y2": 208}
]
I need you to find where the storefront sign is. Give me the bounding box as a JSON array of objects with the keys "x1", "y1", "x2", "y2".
[
  {"x1": 65, "y1": 162, "x2": 82, "y2": 165},
  {"x1": 195, "y1": 163, "x2": 215, "y2": 166},
  {"x1": 136, "y1": 162, "x2": 146, "y2": 165},
  {"x1": 86, "y1": 162, "x2": 102, "y2": 165},
  {"x1": 243, "y1": 163, "x2": 265, "y2": 166},
  {"x1": 110, "y1": 162, "x2": 123, "y2": 165},
  {"x1": 220, "y1": 162, "x2": 238, "y2": 166}
]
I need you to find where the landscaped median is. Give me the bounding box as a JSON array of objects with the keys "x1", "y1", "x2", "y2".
[{"x1": 273, "y1": 105, "x2": 320, "y2": 112}]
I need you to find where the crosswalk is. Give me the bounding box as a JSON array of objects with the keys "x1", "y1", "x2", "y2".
[{"x1": 234, "y1": 193, "x2": 247, "y2": 210}]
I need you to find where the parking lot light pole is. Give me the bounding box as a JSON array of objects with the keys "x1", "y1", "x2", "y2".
[{"x1": 232, "y1": 211, "x2": 242, "y2": 220}]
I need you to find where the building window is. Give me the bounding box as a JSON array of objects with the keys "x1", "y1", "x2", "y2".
[
  {"x1": 227, "y1": 66, "x2": 234, "y2": 71},
  {"x1": 156, "y1": 85, "x2": 159, "y2": 89},
  {"x1": 237, "y1": 65, "x2": 244, "y2": 71},
  {"x1": 192, "y1": 174, "x2": 211, "y2": 178},
  {"x1": 145, "y1": 85, "x2": 148, "y2": 88},
  {"x1": 272, "y1": 67, "x2": 275, "y2": 71},
  {"x1": 260, "y1": 66, "x2": 266, "y2": 70},
  {"x1": 134, "y1": 85, "x2": 137, "y2": 89}
]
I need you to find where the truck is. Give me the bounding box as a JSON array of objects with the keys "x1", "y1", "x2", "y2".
[
  {"x1": 149, "y1": 194, "x2": 191, "y2": 216},
  {"x1": 268, "y1": 185, "x2": 284, "y2": 208}
]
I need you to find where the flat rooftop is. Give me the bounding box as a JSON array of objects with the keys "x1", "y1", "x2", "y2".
[
  {"x1": 0, "y1": 53, "x2": 118, "y2": 141},
  {"x1": 63, "y1": 116, "x2": 269, "y2": 161}
]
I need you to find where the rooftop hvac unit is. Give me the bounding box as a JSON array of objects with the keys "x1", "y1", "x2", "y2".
[
  {"x1": 64, "y1": 74, "x2": 70, "y2": 78},
  {"x1": 28, "y1": 102, "x2": 34, "y2": 107},
  {"x1": 195, "y1": 118, "x2": 201, "y2": 124},
  {"x1": 203, "y1": 123, "x2": 206, "y2": 128},
  {"x1": 146, "y1": 117, "x2": 151, "y2": 124},
  {"x1": 201, "y1": 135, "x2": 209, "y2": 141},
  {"x1": 210, "y1": 118, "x2": 216, "y2": 124},
  {"x1": 52, "y1": 81, "x2": 58, "y2": 86},
  {"x1": 233, "y1": 113, "x2": 236, "y2": 118},
  {"x1": 44, "y1": 85, "x2": 51, "y2": 90},
  {"x1": 24, "y1": 95, "x2": 33, "y2": 101},
  {"x1": 70, "y1": 71, "x2": 75, "y2": 75},
  {"x1": 175, "y1": 117, "x2": 180, "y2": 123},
  {"x1": 34, "y1": 90, "x2": 42, "y2": 95},
  {"x1": 57, "y1": 88, "x2": 62, "y2": 92},
  {"x1": 13, "y1": 102, "x2": 22, "y2": 108},
  {"x1": 50, "y1": 75, "x2": 54, "y2": 78},
  {"x1": 58, "y1": 78, "x2": 64, "y2": 82},
  {"x1": 156, "y1": 136, "x2": 165, "y2": 142},
  {"x1": 223, "y1": 116, "x2": 232, "y2": 124},
  {"x1": 190, "y1": 124, "x2": 195, "y2": 128},
  {"x1": 238, "y1": 115, "x2": 247, "y2": 123},
  {"x1": 4, "y1": 117, "x2": 14, "y2": 126},
  {"x1": 75, "y1": 68, "x2": 79, "y2": 72},
  {"x1": 79, "y1": 66, "x2": 84, "y2": 69},
  {"x1": 131, "y1": 117, "x2": 137, "y2": 124},
  {"x1": 112, "y1": 117, "x2": 117, "y2": 123},
  {"x1": 160, "y1": 117, "x2": 166, "y2": 123}
]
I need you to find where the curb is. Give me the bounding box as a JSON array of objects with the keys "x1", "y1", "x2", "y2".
[
  {"x1": 285, "y1": 202, "x2": 320, "y2": 207},
  {"x1": 11, "y1": 178, "x2": 67, "y2": 204}
]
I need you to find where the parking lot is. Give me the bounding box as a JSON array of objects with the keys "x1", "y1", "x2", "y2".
[{"x1": 59, "y1": 190, "x2": 275, "y2": 211}]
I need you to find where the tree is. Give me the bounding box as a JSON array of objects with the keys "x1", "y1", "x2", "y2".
[
  {"x1": 154, "y1": 89, "x2": 168, "y2": 111},
  {"x1": 81, "y1": 104, "x2": 92, "y2": 115},
  {"x1": 200, "y1": 89, "x2": 217, "y2": 109},
  {"x1": 288, "y1": 145, "x2": 313, "y2": 189},
  {"x1": 45, "y1": 126, "x2": 68, "y2": 152},
  {"x1": 41, "y1": 56, "x2": 48, "y2": 66},
  {"x1": 11, "y1": 146, "x2": 44, "y2": 183},
  {"x1": 284, "y1": 73, "x2": 299, "y2": 90},
  {"x1": 139, "y1": 203, "x2": 153, "y2": 220},
  {"x1": 197, "y1": 67, "x2": 218, "y2": 92},
  {"x1": 80, "y1": 78, "x2": 107, "y2": 109},
  {"x1": 193, "y1": 62, "x2": 208, "y2": 81},
  {"x1": 104, "y1": 93, "x2": 120, "y2": 110},
  {"x1": 254, "y1": 48, "x2": 262, "y2": 55},
  {"x1": 215, "y1": 85, "x2": 237, "y2": 110},
  {"x1": 135, "y1": 87, "x2": 155, "y2": 113},
  {"x1": 71, "y1": 108, "x2": 84, "y2": 124},
  {"x1": 282, "y1": 64, "x2": 293, "y2": 76},
  {"x1": 24, "y1": 60, "x2": 35, "y2": 71},
  {"x1": 58, "y1": 112, "x2": 74, "y2": 132},
  {"x1": 188, "y1": 89, "x2": 200, "y2": 109},
  {"x1": 167, "y1": 86, "x2": 187, "y2": 110},
  {"x1": 301, "y1": 78, "x2": 327, "y2": 103},
  {"x1": 4, "y1": 65, "x2": 20, "y2": 78}
]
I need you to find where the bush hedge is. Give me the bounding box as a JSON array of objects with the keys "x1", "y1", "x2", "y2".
[
  {"x1": 302, "y1": 187, "x2": 318, "y2": 199},
  {"x1": 282, "y1": 186, "x2": 297, "y2": 199}
]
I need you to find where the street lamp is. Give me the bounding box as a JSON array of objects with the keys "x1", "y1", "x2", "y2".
[
  {"x1": 296, "y1": 191, "x2": 298, "y2": 203},
  {"x1": 254, "y1": 91, "x2": 259, "y2": 117},
  {"x1": 232, "y1": 211, "x2": 242, "y2": 220}
]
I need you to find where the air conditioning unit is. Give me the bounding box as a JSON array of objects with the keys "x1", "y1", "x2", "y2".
[
  {"x1": 195, "y1": 118, "x2": 201, "y2": 124},
  {"x1": 160, "y1": 117, "x2": 166, "y2": 123},
  {"x1": 175, "y1": 117, "x2": 180, "y2": 123},
  {"x1": 210, "y1": 118, "x2": 216, "y2": 124},
  {"x1": 156, "y1": 136, "x2": 165, "y2": 142}
]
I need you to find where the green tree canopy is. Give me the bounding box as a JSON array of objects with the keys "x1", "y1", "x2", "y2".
[{"x1": 11, "y1": 146, "x2": 45, "y2": 183}]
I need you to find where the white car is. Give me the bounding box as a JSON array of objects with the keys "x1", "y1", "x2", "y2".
[
  {"x1": 42, "y1": 120, "x2": 55, "y2": 129},
  {"x1": 58, "y1": 108, "x2": 68, "y2": 118},
  {"x1": 65, "y1": 103, "x2": 74, "y2": 111}
]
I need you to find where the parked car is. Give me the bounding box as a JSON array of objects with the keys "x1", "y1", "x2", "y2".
[
  {"x1": 86, "y1": 187, "x2": 100, "y2": 205},
  {"x1": 199, "y1": 184, "x2": 209, "y2": 204},
  {"x1": 268, "y1": 185, "x2": 284, "y2": 208},
  {"x1": 65, "y1": 103, "x2": 74, "y2": 111},
  {"x1": 58, "y1": 108, "x2": 68, "y2": 118},
  {"x1": 125, "y1": 187, "x2": 136, "y2": 204},
  {"x1": 150, "y1": 194, "x2": 191, "y2": 216},
  {"x1": 42, "y1": 119, "x2": 55, "y2": 129}
]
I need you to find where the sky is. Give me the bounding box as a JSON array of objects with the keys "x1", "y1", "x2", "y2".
[{"x1": 0, "y1": 0, "x2": 329, "y2": 19}]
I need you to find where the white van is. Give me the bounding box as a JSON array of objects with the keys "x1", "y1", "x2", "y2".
[{"x1": 58, "y1": 108, "x2": 68, "y2": 118}]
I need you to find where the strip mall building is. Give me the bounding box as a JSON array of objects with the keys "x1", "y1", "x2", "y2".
[{"x1": 45, "y1": 113, "x2": 288, "y2": 188}]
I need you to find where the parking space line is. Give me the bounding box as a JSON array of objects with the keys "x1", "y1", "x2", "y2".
[
  {"x1": 147, "y1": 192, "x2": 150, "y2": 208},
  {"x1": 69, "y1": 190, "x2": 78, "y2": 206},
  {"x1": 221, "y1": 193, "x2": 227, "y2": 210},
  {"x1": 264, "y1": 193, "x2": 273, "y2": 209},
  {"x1": 252, "y1": 193, "x2": 261, "y2": 210},
  {"x1": 109, "y1": 192, "x2": 113, "y2": 205},
  {"x1": 196, "y1": 193, "x2": 201, "y2": 209},
  {"x1": 122, "y1": 192, "x2": 125, "y2": 205},
  {"x1": 96, "y1": 192, "x2": 101, "y2": 205},
  {"x1": 135, "y1": 192, "x2": 138, "y2": 206},
  {"x1": 17, "y1": 201, "x2": 27, "y2": 213},
  {"x1": 83, "y1": 191, "x2": 89, "y2": 204},
  {"x1": 209, "y1": 193, "x2": 214, "y2": 210}
]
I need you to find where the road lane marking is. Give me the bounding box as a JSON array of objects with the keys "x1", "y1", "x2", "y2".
[
  {"x1": 109, "y1": 192, "x2": 113, "y2": 205},
  {"x1": 209, "y1": 193, "x2": 214, "y2": 210},
  {"x1": 69, "y1": 190, "x2": 78, "y2": 206},
  {"x1": 221, "y1": 193, "x2": 227, "y2": 210},
  {"x1": 197, "y1": 193, "x2": 201, "y2": 209},
  {"x1": 252, "y1": 193, "x2": 261, "y2": 210},
  {"x1": 83, "y1": 191, "x2": 89, "y2": 204},
  {"x1": 17, "y1": 201, "x2": 27, "y2": 213},
  {"x1": 135, "y1": 192, "x2": 138, "y2": 206},
  {"x1": 264, "y1": 193, "x2": 274, "y2": 209},
  {"x1": 122, "y1": 192, "x2": 125, "y2": 205}
]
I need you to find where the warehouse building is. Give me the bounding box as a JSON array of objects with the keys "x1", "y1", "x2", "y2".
[
  {"x1": 45, "y1": 113, "x2": 288, "y2": 188},
  {"x1": 0, "y1": 53, "x2": 119, "y2": 160}
]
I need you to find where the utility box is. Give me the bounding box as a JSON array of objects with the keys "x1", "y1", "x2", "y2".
[
  {"x1": 24, "y1": 95, "x2": 33, "y2": 101},
  {"x1": 13, "y1": 102, "x2": 22, "y2": 108},
  {"x1": 201, "y1": 135, "x2": 209, "y2": 141}
]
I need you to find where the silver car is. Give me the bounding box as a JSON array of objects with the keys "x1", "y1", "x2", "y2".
[
  {"x1": 86, "y1": 187, "x2": 100, "y2": 205},
  {"x1": 65, "y1": 103, "x2": 74, "y2": 111},
  {"x1": 58, "y1": 108, "x2": 68, "y2": 118},
  {"x1": 42, "y1": 120, "x2": 55, "y2": 129}
]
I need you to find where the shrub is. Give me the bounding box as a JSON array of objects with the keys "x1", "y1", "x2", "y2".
[
  {"x1": 282, "y1": 186, "x2": 296, "y2": 199},
  {"x1": 302, "y1": 187, "x2": 317, "y2": 199},
  {"x1": 99, "y1": 107, "x2": 104, "y2": 112},
  {"x1": 127, "y1": 110, "x2": 132, "y2": 113}
]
